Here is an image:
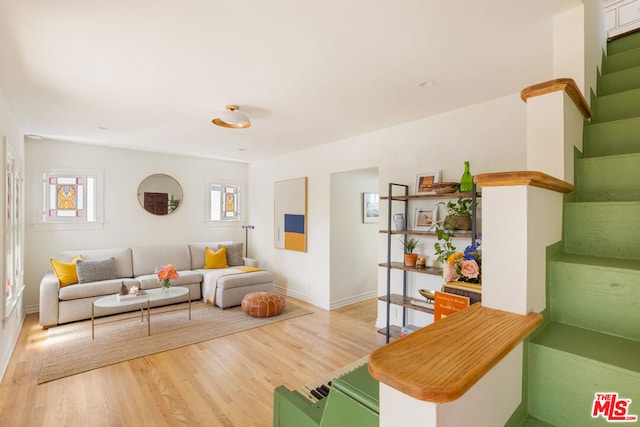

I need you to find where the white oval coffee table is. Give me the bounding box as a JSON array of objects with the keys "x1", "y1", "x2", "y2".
[{"x1": 91, "y1": 286, "x2": 190, "y2": 339}]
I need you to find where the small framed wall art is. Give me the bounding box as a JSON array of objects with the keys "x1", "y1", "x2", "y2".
[
  {"x1": 415, "y1": 171, "x2": 441, "y2": 195},
  {"x1": 413, "y1": 207, "x2": 437, "y2": 231},
  {"x1": 362, "y1": 192, "x2": 379, "y2": 223}
]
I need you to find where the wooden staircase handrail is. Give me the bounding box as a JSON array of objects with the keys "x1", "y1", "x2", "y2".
[
  {"x1": 474, "y1": 171, "x2": 575, "y2": 194},
  {"x1": 520, "y1": 78, "x2": 592, "y2": 119},
  {"x1": 368, "y1": 303, "x2": 542, "y2": 403}
]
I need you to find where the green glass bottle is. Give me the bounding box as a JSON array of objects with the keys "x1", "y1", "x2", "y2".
[{"x1": 460, "y1": 161, "x2": 473, "y2": 193}]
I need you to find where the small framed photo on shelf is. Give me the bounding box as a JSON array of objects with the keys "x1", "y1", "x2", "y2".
[
  {"x1": 362, "y1": 192, "x2": 379, "y2": 223},
  {"x1": 413, "y1": 207, "x2": 437, "y2": 231},
  {"x1": 415, "y1": 171, "x2": 441, "y2": 195}
]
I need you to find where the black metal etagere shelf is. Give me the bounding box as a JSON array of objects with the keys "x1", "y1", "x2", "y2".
[{"x1": 379, "y1": 183, "x2": 479, "y2": 343}]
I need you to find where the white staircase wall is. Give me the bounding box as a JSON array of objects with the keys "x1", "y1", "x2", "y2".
[
  {"x1": 481, "y1": 185, "x2": 564, "y2": 315},
  {"x1": 379, "y1": 345, "x2": 524, "y2": 427},
  {"x1": 525, "y1": 90, "x2": 584, "y2": 185}
]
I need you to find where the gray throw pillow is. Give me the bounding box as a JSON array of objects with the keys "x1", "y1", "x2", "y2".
[
  {"x1": 219, "y1": 243, "x2": 244, "y2": 267},
  {"x1": 76, "y1": 257, "x2": 118, "y2": 283}
]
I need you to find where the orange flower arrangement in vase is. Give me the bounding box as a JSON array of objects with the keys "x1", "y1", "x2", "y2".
[{"x1": 157, "y1": 264, "x2": 179, "y2": 294}]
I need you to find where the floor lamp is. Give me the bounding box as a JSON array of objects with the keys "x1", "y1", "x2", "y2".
[{"x1": 242, "y1": 225, "x2": 255, "y2": 257}]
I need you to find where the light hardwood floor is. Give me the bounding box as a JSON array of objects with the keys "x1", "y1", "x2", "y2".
[{"x1": 0, "y1": 298, "x2": 385, "y2": 426}]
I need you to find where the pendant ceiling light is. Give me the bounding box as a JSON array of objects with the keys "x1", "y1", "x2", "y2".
[{"x1": 212, "y1": 105, "x2": 251, "y2": 129}]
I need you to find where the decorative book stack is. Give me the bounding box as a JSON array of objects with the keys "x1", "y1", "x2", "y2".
[{"x1": 442, "y1": 281, "x2": 481, "y2": 305}]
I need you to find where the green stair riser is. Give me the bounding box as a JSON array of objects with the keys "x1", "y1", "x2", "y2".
[
  {"x1": 598, "y1": 65, "x2": 640, "y2": 96},
  {"x1": 528, "y1": 343, "x2": 640, "y2": 427},
  {"x1": 575, "y1": 153, "x2": 640, "y2": 201},
  {"x1": 533, "y1": 322, "x2": 640, "y2": 374},
  {"x1": 607, "y1": 31, "x2": 640, "y2": 56},
  {"x1": 591, "y1": 88, "x2": 640, "y2": 123},
  {"x1": 549, "y1": 260, "x2": 640, "y2": 341},
  {"x1": 603, "y1": 47, "x2": 640, "y2": 74},
  {"x1": 564, "y1": 202, "x2": 640, "y2": 259},
  {"x1": 583, "y1": 117, "x2": 640, "y2": 157}
]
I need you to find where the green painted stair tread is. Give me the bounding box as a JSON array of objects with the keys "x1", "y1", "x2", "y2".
[
  {"x1": 583, "y1": 116, "x2": 640, "y2": 157},
  {"x1": 528, "y1": 336, "x2": 640, "y2": 427},
  {"x1": 591, "y1": 87, "x2": 640, "y2": 123},
  {"x1": 603, "y1": 46, "x2": 640, "y2": 74},
  {"x1": 575, "y1": 152, "x2": 640, "y2": 201},
  {"x1": 550, "y1": 255, "x2": 640, "y2": 342},
  {"x1": 608, "y1": 31, "x2": 640, "y2": 56},
  {"x1": 532, "y1": 322, "x2": 640, "y2": 373},
  {"x1": 564, "y1": 201, "x2": 640, "y2": 259},
  {"x1": 598, "y1": 64, "x2": 640, "y2": 96},
  {"x1": 555, "y1": 252, "x2": 640, "y2": 271}
]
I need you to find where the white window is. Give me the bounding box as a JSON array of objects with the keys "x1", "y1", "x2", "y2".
[
  {"x1": 209, "y1": 184, "x2": 240, "y2": 221},
  {"x1": 35, "y1": 168, "x2": 104, "y2": 230}
]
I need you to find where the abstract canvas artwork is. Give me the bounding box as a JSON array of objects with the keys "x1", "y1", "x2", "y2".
[{"x1": 274, "y1": 177, "x2": 307, "y2": 252}]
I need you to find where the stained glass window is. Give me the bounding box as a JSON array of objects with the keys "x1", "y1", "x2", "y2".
[
  {"x1": 42, "y1": 173, "x2": 99, "y2": 223},
  {"x1": 210, "y1": 184, "x2": 240, "y2": 221},
  {"x1": 48, "y1": 176, "x2": 84, "y2": 217}
]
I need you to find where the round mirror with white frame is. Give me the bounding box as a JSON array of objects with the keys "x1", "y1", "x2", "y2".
[{"x1": 137, "y1": 174, "x2": 183, "y2": 215}]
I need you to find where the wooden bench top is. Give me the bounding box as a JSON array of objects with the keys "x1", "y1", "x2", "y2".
[{"x1": 368, "y1": 303, "x2": 543, "y2": 403}]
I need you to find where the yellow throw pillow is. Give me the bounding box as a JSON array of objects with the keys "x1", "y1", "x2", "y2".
[
  {"x1": 49, "y1": 255, "x2": 83, "y2": 287},
  {"x1": 204, "y1": 246, "x2": 229, "y2": 269}
]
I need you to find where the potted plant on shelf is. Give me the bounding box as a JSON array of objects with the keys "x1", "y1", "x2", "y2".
[
  {"x1": 400, "y1": 236, "x2": 420, "y2": 267},
  {"x1": 434, "y1": 229, "x2": 456, "y2": 265},
  {"x1": 438, "y1": 197, "x2": 474, "y2": 231}
]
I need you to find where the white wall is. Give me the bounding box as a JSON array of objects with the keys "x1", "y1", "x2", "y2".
[
  {"x1": 247, "y1": 149, "x2": 383, "y2": 309},
  {"x1": 248, "y1": 93, "x2": 528, "y2": 312},
  {"x1": 24, "y1": 139, "x2": 248, "y2": 313},
  {"x1": 554, "y1": 5, "x2": 587, "y2": 92},
  {"x1": 553, "y1": 1, "x2": 606, "y2": 105},
  {"x1": 379, "y1": 344, "x2": 524, "y2": 427},
  {"x1": 0, "y1": 89, "x2": 25, "y2": 382},
  {"x1": 329, "y1": 167, "x2": 379, "y2": 309},
  {"x1": 584, "y1": 0, "x2": 607, "y2": 98}
]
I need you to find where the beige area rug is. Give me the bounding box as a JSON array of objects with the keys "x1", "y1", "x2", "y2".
[{"x1": 38, "y1": 301, "x2": 312, "y2": 384}]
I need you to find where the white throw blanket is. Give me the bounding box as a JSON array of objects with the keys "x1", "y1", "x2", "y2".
[{"x1": 204, "y1": 266, "x2": 262, "y2": 306}]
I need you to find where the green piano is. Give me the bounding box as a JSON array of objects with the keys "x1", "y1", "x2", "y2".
[{"x1": 273, "y1": 361, "x2": 379, "y2": 427}]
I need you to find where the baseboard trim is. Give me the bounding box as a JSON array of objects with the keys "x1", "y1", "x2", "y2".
[
  {"x1": 273, "y1": 285, "x2": 377, "y2": 311},
  {"x1": 24, "y1": 304, "x2": 39, "y2": 315},
  {"x1": 273, "y1": 285, "x2": 330, "y2": 310},
  {"x1": 329, "y1": 290, "x2": 378, "y2": 310}
]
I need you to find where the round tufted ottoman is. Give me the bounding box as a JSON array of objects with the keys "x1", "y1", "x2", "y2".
[{"x1": 241, "y1": 291, "x2": 286, "y2": 318}]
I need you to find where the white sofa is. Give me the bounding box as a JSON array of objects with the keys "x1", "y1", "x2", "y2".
[{"x1": 39, "y1": 241, "x2": 274, "y2": 328}]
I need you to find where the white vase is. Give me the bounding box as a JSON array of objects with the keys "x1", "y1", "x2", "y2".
[{"x1": 393, "y1": 213, "x2": 406, "y2": 230}]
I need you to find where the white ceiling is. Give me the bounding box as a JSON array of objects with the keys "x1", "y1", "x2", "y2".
[{"x1": 0, "y1": 0, "x2": 583, "y2": 162}]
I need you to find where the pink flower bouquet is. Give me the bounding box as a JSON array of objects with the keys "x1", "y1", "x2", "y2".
[
  {"x1": 157, "y1": 264, "x2": 179, "y2": 291},
  {"x1": 442, "y1": 239, "x2": 481, "y2": 284}
]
